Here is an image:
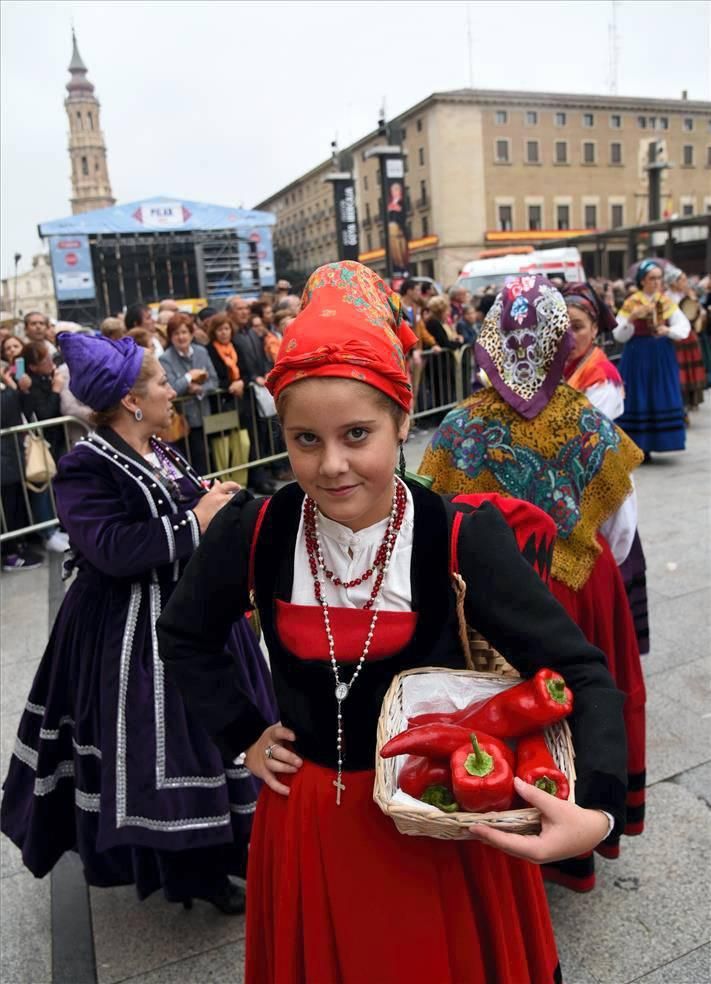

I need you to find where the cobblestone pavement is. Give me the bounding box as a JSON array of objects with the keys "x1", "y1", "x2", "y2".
[{"x1": 1, "y1": 404, "x2": 709, "y2": 984}]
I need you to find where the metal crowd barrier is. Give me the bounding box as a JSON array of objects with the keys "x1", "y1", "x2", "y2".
[
  {"x1": 1, "y1": 355, "x2": 481, "y2": 544},
  {"x1": 0, "y1": 415, "x2": 90, "y2": 544}
]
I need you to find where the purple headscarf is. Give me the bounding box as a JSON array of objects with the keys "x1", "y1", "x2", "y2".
[
  {"x1": 475, "y1": 275, "x2": 572, "y2": 420},
  {"x1": 560, "y1": 281, "x2": 617, "y2": 333},
  {"x1": 58, "y1": 332, "x2": 146, "y2": 411}
]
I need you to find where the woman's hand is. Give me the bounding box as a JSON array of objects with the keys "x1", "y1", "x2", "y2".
[
  {"x1": 51, "y1": 370, "x2": 64, "y2": 394},
  {"x1": 630, "y1": 302, "x2": 653, "y2": 320},
  {"x1": 468, "y1": 776, "x2": 610, "y2": 863},
  {"x1": 187, "y1": 383, "x2": 203, "y2": 395},
  {"x1": 229, "y1": 379, "x2": 245, "y2": 397},
  {"x1": 1, "y1": 368, "x2": 17, "y2": 390},
  {"x1": 244, "y1": 723, "x2": 303, "y2": 796},
  {"x1": 188, "y1": 368, "x2": 208, "y2": 383},
  {"x1": 17, "y1": 373, "x2": 32, "y2": 393},
  {"x1": 191, "y1": 480, "x2": 241, "y2": 532}
]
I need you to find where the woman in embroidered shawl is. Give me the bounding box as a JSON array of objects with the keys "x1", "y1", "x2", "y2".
[
  {"x1": 0, "y1": 334, "x2": 276, "y2": 912},
  {"x1": 663, "y1": 265, "x2": 707, "y2": 413},
  {"x1": 560, "y1": 282, "x2": 650, "y2": 656},
  {"x1": 420, "y1": 275, "x2": 646, "y2": 893},
  {"x1": 613, "y1": 259, "x2": 690, "y2": 459},
  {"x1": 157, "y1": 261, "x2": 629, "y2": 983}
]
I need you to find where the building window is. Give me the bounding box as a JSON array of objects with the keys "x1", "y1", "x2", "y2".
[
  {"x1": 583, "y1": 141, "x2": 596, "y2": 164},
  {"x1": 683, "y1": 145, "x2": 694, "y2": 166},
  {"x1": 526, "y1": 110, "x2": 538, "y2": 125},
  {"x1": 88, "y1": 111, "x2": 94, "y2": 130},
  {"x1": 401, "y1": 127, "x2": 407, "y2": 139},
  {"x1": 611, "y1": 203, "x2": 624, "y2": 227},
  {"x1": 638, "y1": 116, "x2": 647, "y2": 129},
  {"x1": 498, "y1": 204, "x2": 513, "y2": 231},
  {"x1": 682, "y1": 202, "x2": 695, "y2": 216},
  {"x1": 81, "y1": 156, "x2": 88, "y2": 176},
  {"x1": 706, "y1": 145, "x2": 711, "y2": 166},
  {"x1": 364, "y1": 175, "x2": 368, "y2": 191},
  {"x1": 365, "y1": 202, "x2": 371, "y2": 220},
  {"x1": 366, "y1": 232, "x2": 372, "y2": 250},
  {"x1": 555, "y1": 112, "x2": 567, "y2": 126},
  {"x1": 683, "y1": 117, "x2": 694, "y2": 132},
  {"x1": 495, "y1": 139, "x2": 510, "y2": 163},
  {"x1": 659, "y1": 116, "x2": 668, "y2": 130},
  {"x1": 526, "y1": 140, "x2": 540, "y2": 164},
  {"x1": 416, "y1": 118, "x2": 423, "y2": 132},
  {"x1": 584, "y1": 204, "x2": 597, "y2": 228},
  {"x1": 649, "y1": 116, "x2": 657, "y2": 130},
  {"x1": 419, "y1": 179, "x2": 427, "y2": 204},
  {"x1": 422, "y1": 215, "x2": 429, "y2": 237},
  {"x1": 404, "y1": 157, "x2": 409, "y2": 174},
  {"x1": 610, "y1": 142, "x2": 623, "y2": 164},
  {"x1": 495, "y1": 110, "x2": 508, "y2": 124},
  {"x1": 76, "y1": 111, "x2": 82, "y2": 129},
  {"x1": 583, "y1": 113, "x2": 594, "y2": 127},
  {"x1": 556, "y1": 204, "x2": 570, "y2": 230},
  {"x1": 555, "y1": 141, "x2": 568, "y2": 164},
  {"x1": 418, "y1": 147, "x2": 425, "y2": 166},
  {"x1": 528, "y1": 205, "x2": 542, "y2": 231},
  {"x1": 610, "y1": 114, "x2": 622, "y2": 129}
]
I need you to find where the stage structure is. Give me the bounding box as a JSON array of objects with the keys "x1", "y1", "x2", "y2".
[{"x1": 39, "y1": 196, "x2": 276, "y2": 323}]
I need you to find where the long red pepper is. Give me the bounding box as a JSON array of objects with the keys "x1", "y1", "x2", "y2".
[
  {"x1": 381, "y1": 722, "x2": 514, "y2": 769},
  {"x1": 450, "y1": 732, "x2": 514, "y2": 812},
  {"x1": 410, "y1": 669, "x2": 573, "y2": 738},
  {"x1": 515, "y1": 733, "x2": 570, "y2": 800}
]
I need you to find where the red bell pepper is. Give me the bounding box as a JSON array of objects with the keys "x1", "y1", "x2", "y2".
[
  {"x1": 451, "y1": 732, "x2": 514, "y2": 812},
  {"x1": 381, "y1": 723, "x2": 514, "y2": 769},
  {"x1": 420, "y1": 785, "x2": 460, "y2": 813},
  {"x1": 456, "y1": 669, "x2": 573, "y2": 739},
  {"x1": 515, "y1": 733, "x2": 570, "y2": 800},
  {"x1": 397, "y1": 755, "x2": 451, "y2": 799}
]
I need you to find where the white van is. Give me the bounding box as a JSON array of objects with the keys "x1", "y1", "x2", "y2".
[{"x1": 456, "y1": 247, "x2": 585, "y2": 294}]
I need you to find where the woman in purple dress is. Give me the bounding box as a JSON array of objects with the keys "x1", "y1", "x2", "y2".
[{"x1": 0, "y1": 333, "x2": 276, "y2": 913}]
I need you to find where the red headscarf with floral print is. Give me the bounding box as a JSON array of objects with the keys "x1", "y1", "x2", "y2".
[{"x1": 265, "y1": 261, "x2": 417, "y2": 412}]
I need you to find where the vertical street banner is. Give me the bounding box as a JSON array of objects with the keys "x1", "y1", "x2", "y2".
[
  {"x1": 48, "y1": 234, "x2": 96, "y2": 301},
  {"x1": 381, "y1": 154, "x2": 410, "y2": 285},
  {"x1": 332, "y1": 178, "x2": 360, "y2": 262}
]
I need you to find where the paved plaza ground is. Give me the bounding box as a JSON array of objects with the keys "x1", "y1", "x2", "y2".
[{"x1": 1, "y1": 404, "x2": 709, "y2": 984}]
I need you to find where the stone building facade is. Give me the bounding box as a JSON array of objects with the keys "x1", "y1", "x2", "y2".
[
  {"x1": 255, "y1": 88, "x2": 711, "y2": 286},
  {"x1": 65, "y1": 31, "x2": 115, "y2": 215},
  {"x1": 1, "y1": 254, "x2": 57, "y2": 322}
]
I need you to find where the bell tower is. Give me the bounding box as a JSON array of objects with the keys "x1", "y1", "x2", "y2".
[{"x1": 65, "y1": 31, "x2": 116, "y2": 214}]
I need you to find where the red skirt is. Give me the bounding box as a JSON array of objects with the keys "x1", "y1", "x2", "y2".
[
  {"x1": 246, "y1": 760, "x2": 560, "y2": 984},
  {"x1": 544, "y1": 536, "x2": 646, "y2": 892},
  {"x1": 675, "y1": 333, "x2": 706, "y2": 409}
]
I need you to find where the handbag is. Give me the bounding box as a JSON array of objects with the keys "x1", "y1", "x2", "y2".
[
  {"x1": 23, "y1": 417, "x2": 57, "y2": 492},
  {"x1": 156, "y1": 405, "x2": 191, "y2": 444},
  {"x1": 249, "y1": 382, "x2": 277, "y2": 419}
]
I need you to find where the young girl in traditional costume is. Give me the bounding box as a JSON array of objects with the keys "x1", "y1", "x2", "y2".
[
  {"x1": 560, "y1": 281, "x2": 650, "y2": 655},
  {"x1": 158, "y1": 262, "x2": 627, "y2": 983}
]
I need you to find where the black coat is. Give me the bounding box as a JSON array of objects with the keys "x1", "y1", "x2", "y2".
[{"x1": 232, "y1": 328, "x2": 270, "y2": 384}]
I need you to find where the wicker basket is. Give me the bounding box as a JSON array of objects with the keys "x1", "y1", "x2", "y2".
[{"x1": 373, "y1": 575, "x2": 576, "y2": 840}]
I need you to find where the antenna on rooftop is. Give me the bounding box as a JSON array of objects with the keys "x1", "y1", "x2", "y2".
[{"x1": 608, "y1": 0, "x2": 620, "y2": 95}]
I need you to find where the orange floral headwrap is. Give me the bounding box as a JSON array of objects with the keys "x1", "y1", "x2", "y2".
[{"x1": 265, "y1": 261, "x2": 417, "y2": 412}]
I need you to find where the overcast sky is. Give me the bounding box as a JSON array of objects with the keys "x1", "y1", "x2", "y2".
[{"x1": 1, "y1": 0, "x2": 710, "y2": 279}]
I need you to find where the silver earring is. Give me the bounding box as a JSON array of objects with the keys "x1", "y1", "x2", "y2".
[
  {"x1": 398, "y1": 442, "x2": 407, "y2": 479},
  {"x1": 134, "y1": 408, "x2": 144, "y2": 422}
]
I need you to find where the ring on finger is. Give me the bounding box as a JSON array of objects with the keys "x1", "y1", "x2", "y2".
[{"x1": 264, "y1": 743, "x2": 278, "y2": 760}]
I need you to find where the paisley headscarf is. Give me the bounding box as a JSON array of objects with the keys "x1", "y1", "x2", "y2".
[
  {"x1": 474, "y1": 275, "x2": 572, "y2": 420},
  {"x1": 266, "y1": 261, "x2": 417, "y2": 412}
]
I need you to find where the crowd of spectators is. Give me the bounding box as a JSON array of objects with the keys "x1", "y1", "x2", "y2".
[{"x1": 1, "y1": 270, "x2": 710, "y2": 570}]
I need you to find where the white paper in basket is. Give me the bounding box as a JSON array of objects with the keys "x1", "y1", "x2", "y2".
[{"x1": 388, "y1": 671, "x2": 519, "y2": 815}]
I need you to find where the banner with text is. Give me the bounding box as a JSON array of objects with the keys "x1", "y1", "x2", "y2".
[
  {"x1": 381, "y1": 154, "x2": 410, "y2": 285},
  {"x1": 333, "y1": 178, "x2": 360, "y2": 262},
  {"x1": 49, "y1": 235, "x2": 96, "y2": 301}
]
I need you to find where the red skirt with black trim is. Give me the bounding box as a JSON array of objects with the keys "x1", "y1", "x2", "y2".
[
  {"x1": 245, "y1": 604, "x2": 560, "y2": 984},
  {"x1": 675, "y1": 333, "x2": 706, "y2": 409},
  {"x1": 246, "y1": 762, "x2": 559, "y2": 984},
  {"x1": 543, "y1": 536, "x2": 646, "y2": 893}
]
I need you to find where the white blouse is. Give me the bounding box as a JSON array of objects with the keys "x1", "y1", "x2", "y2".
[{"x1": 291, "y1": 483, "x2": 415, "y2": 611}]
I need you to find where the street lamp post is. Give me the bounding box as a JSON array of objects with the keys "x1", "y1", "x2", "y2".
[{"x1": 12, "y1": 253, "x2": 22, "y2": 322}]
